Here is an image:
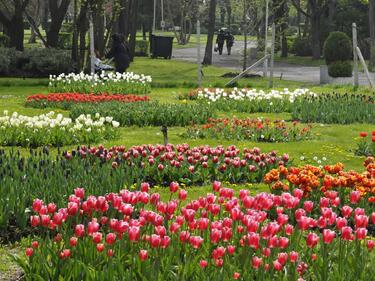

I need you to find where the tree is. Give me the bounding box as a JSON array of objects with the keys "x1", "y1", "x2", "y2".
[
  {"x1": 203, "y1": 0, "x2": 217, "y2": 65},
  {"x1": 47, "y1": 0, "x2": 71, "y2": 47},
  {"x1": 0, "y1": 0, "x2": 30, "y2": 50},
  {"x1": 370, "y1": 0, "x2": 375, "y2": 68},
  {"x1": 291, "y1": 0, "x2": 329, "y2": 59}
]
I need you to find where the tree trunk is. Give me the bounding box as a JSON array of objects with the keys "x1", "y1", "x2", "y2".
[
  {"x1": 129, "y1": 0, "x2": 138, "y2": 61},
  {"x1": 310, "y1": 11, "x2": 321, "y2": 59},
  {"x1": 225, "y1": 0, "x2": 232, "y2": 27},
  {"x1": 328, "y1": 0, "x2": 336, "y2": 32},
  {"x1": 94, "y1": 13, "x2": 105, "y2": 56},
  {"x1": 47, "y1": 0, "x2": 71, "y2": 48},
  {"x1": 203, "y1": 0, "x2": 217, "y2": 65},
  {"x1": 280, "y1": 1, "x2": 289, "y2": 57},
  {"x1": 4, "y1": 17, "x2": 25, "y2": 51},
  {"x1": 71, "y1": 0, "x2": 79, "y2": 71},
  {"x1": 370, "y1": 0, "x2": 375, "y2": 68}
]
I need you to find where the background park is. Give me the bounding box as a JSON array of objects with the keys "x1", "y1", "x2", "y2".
[{"x1": 0, "y1": 0, "x2": 374, "y2": 280}]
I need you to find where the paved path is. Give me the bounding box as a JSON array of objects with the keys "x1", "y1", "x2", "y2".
[{"x1": 172, "y1": 41, "x2": 375, "y2": 86}]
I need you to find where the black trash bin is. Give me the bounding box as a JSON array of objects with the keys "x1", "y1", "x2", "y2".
[{"x1": 150, "y1": 35, "x2": 174, "y2": 59}]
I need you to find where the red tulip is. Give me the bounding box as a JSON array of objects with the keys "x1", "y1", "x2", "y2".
[
  {"x1": 25, "y1": 248, "x2": 34, "y2": 257},
  {"x1": 47, "y1": 203, "x2": 57, "y2": 214},
  {"x1": 233, "y1": 272, "x2": 240, "y2": 279},
  {"x1": 96, "y1": 243, "x2": 105, "y2": 252},
  {"x1": 322, "y1": 229, "x2": 335, "y2": 244},
  {"x1": 59, "y1": 249, "x2": 71, "y2": 259},
  {"x1": 355, "y1": 228, "x2": 367, "y2": 240},
  {"x1": 200, "y1": 260, "x2": 208, "y2": 268},
  {"x1": 129, "y1": 226, "x2": 140, "y2": 242},
  {"x1": 106, "y1": 233, "x2": 116, "y2": 245},
  {"x1": 31, "y1": 241, "x2": 39, "y2": 248},
  {"x1": 273, "y1": 260, "x2": 283, "y2": 271},
  {"x1": 290, "y1": 251, "x2": 298, "y2": 263},
  {"x1": 69, "y1": 237, "x2": 78, "y2": 247},
  {"x1": 179, "y1": 189, "x2": 188, "y2": 201},
  {"x1": 359, "y1": 132, "x2": 368, "y2": 138},
  {"x1": 169, "y1": 182, "x2": 179, "y2": 193},
  {"x1": 306, "y1": 233, "x2": 319, "y2": 248},
  {"x1": 367, "y1": 240, "x2": 375, "y2": 252},
  {"x1": 107, "y1": 249, "x2": 114, "y2": 257},
  {"x1": 30, "y1": 215, "x2": 40, "y2": 227},
  {"x1": 252, "y1": 256, "x2": 262, "y2": 269},
  {"x1": 74, "y1": 188, "x2": 85, "y2": 199},
  {"x1": 341, "y1": 226, "x2": 354, "y2": 241},
  {"x1": 341, "y1": 205, "x2": 353, "y2": 218},
  {"x1": 75, "y1": 224, "x2": 85, "y2": 237},
  {"x1": 92, "y1": 232, "x2": 103, "y2": 244},
  {"x1": 140, "y1": 183, "x2": 150, "y2": 193},
  {"x1": 213, "y1": 181, "x2": 221, "y2": 192},
  {"x1": 139, "y1": 249, "x2": 148, "y2": 261},
  {"x1": 350, "y1": 191, "x2": 361, "y2": 204},
  {"x1": 32, "y1": 199, "x2": 43, "y2": 213}
]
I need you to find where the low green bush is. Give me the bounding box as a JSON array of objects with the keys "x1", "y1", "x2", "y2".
[
  {"x1": 290, "y1": 37, "x2": 312, "y2": 56},
  {"x1": 70, "y1": 101, "x2": 215, "y2": 127},
  {"x1": 324, "y1": 32, "x2": 352, "y2": 64},
  {"x1": 0, "y1": 47, "x2": 72, "y2": 77},
  {"x1": 328, "y1": 61, "x2": 353, "y2": 78}
]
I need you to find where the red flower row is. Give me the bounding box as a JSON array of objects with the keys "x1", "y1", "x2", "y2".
[{"x1": 26, "y1": 93, "x2": 150, "y2": 104}]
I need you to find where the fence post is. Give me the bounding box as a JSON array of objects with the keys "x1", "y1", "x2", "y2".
[
  {"x1": 269, "y1": 23, "x2": 275, "y2": 88},
  {"x1": 352, "y1": 23, "x2": 359, "y2": 87},
  {"x1": 197, "y1": 20, "x2": 202, "y2": 88}
]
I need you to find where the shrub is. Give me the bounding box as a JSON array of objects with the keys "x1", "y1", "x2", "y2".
[
  {"x1": 323, "y1": 31, "x2": 352, "y2": 64},
  {"x1": 328, "y1": 61, "x2": 353, "y2": 77},
  {"x1": 135, "y1": 40, "x2": 149, "y2": 56},
  {"x1": 0, "y1": 33, "x2": 9, "y2": 47},
  {"x1": 0, "y1": 47, "x2": 19, "y2": 75},
  {"x1": 21, "y1": 48, "x2": 73, "y2": 76},
  {"x1": 290, "y1": 37, "x2": 312, "y2": 56},
  {"x1": 69, "y1": 101, "x2": 215, "y2": 127}
]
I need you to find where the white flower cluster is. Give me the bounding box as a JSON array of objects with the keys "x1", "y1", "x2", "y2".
[
  {"x1": 49, "y1": 72, "x2": 152, "y2": 87},
  {"x1": 197, "y1": 88, "x2": 317, "y2": 103},
  {"x1": 0, "y1": 111, "x2": 120, "y2": 132}
]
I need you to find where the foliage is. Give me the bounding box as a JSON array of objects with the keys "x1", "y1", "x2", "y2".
[
  {"x1": 135, "y1": 40, "x2": 149, "y2": 57},
  {"x1": 355, "y1": 131, "x2": 375, "y2": 157},
  {"x1": 0, "y1": 34, "x2": 10, "y2": 47},
  {"x1": 291, "y1": 93, "x2": 375, "y2": 124},
  {"x1": 328, "y1": 61, "x2": 353, "y2": 78},
  {"x1": 0, "y1": 48, "x2": 72, "y2": 77},
  {"x1": 183, "y1": 118, "x2": 313, "y2": 143},
  {"x1": 69, "y1": 101, "x2": 215, "y2": 127},
  {"x1": 25, "y1": 93, "x2": 150, "y2": 110},
  {"x1": 58, "y1": 32, "x2": 72, "y2": 49},
  {"x1": 290, "y1": 37, "x2": 312, "y2": 57},
  {"x1": 323, "y1": 32, "x2": 352, "y2": 65},
  {"x1": 49, "y1": 72, "x2": 152, "y2": 95},
  {"x1": 0, "y1": 111, "x2": 119, "y2": 147},
  {"x1": 0, "y1": 145, "x2": 287, "y2": 232},
  {"x1": 15, "y1": 177, "x2": 375, "y2": 280}
]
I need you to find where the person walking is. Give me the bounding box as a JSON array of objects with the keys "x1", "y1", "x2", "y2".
[
  {"x1": 105, "y1": 34, "x2": 131, "y2": 73},
  {"x1": 216, "y1": 29, "x2": 226, "y2": 55},
  {"x1": 225, "y1": 31, "x2": 234, "y2": 55}
]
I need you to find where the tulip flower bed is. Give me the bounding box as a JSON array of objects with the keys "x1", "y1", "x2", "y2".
[
  {"x1": 70, "y1": 102, "x2": 215, "y2": 127},
  {"x1": 16, "y1": 180, "x2": 375, "y2": 280},
  {"x1": 0, "y1": 111, "x2": 119, "y2": 147},
  {"x1": 355, "y1": 131, "x2": 375, "y2": 156},
  {"x1": 182, "y1": 88, "x2": 315, "y2": 114},
  {"x1": 0, "y1": 144, "x2": 286, "y2": 233},
  {"x1": 291, "y1": 93, "x2": 375, "y2": 124},
  {"x1": 264, "y1": 157, "x2": 375, "y2": 213},
  {"x1": 183, "y1": 118, "x2": 312, "y2": 142},
  {"x1": 49, "y1": 72, "x2": 152, "y2": 95},
  {"x1": 25, "y1": 93, "x2": 150, "y2": 110}
]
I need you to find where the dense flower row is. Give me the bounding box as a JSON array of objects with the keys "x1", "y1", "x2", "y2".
[
  {"x1": 69, "y1": 101, "x2": 215, "y2": 127},
  {"x1": 291, "y1": 93, "x2": 375, "y2": 124},
  {"x1": 195, "y1": 88, "x2": 316, "y2": 103},
  {"x1": 180, "y1": 88, "x2": 316, "y2": 114},
  {"x1": 183, "y1": 118, "x2": 312, "y2": 142},
  {"x1": 356, "y1": 131, "x2": 375, "y2": 157},
  {"x1": 0, "y1": 145, "x2": 287, "y2": 233},
  {"x1": 0, "y1": 111, "x2": 119, "y2": 147},
  {"x1": 49, "y1": 72, "x2": 152, "y2": 95},
  {"x1": 264, "y1": 157, "x2": 375, "y2": 210},
  {"x1": 19, "y1": 181, "x2": 375, "y2": 280},
  {"x1": 26, "y1": 93, "x2": 150, "y2": 109}
]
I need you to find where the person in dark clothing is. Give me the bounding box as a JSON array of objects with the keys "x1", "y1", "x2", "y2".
[
  {"x1": 105, "y1": 34, "x2": 130, "y2": 73},
  {"x1": 225, "y1": 32, "x2": 234, "y2": 55},
  {"x1": 216, "y1": 29, "x2": 226, "y2": 55}
]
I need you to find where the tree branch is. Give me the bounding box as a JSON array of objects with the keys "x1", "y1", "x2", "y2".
[{"x1": 291, "y1": 0, "x2": 310, "y2": 18}]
